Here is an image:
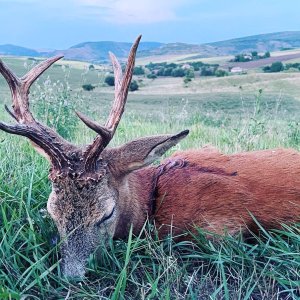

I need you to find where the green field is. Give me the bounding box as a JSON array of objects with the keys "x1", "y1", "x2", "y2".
[{"x1": 0, "y1": 57, "x2": 300, "y2": 299}]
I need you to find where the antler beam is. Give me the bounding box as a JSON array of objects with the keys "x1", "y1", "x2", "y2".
[
  {"x1": 80, "y1": 35, "x2": 142, "y2": 171},
  {"x1": 0, "y1": 56, "x2": 76, "y2": 170}
]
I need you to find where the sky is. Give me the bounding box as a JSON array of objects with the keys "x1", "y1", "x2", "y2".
[{"x1": 0, "y1": 0, "x2": 299, "y2": 49}]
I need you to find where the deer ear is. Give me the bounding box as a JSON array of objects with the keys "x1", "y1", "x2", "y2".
[{"x1": 103, "y1": 130, "x2": 189, "y2": 174}]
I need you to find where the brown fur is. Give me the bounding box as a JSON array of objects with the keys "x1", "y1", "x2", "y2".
[{"x1": 123, "y1": 146, "x2": 300, "y2": 238}]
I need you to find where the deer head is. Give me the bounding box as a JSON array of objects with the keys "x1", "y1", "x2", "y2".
[{"x1": 0, "y1": 36, "x2": 188, "y2": 278}]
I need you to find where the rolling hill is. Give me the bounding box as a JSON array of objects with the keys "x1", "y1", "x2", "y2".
[
  {"x1": 0, "y1": 44, "x2": 40, "y2": 57},
  {"x1": 0, "y1": 31, "x2": 300, "y2": 62}
]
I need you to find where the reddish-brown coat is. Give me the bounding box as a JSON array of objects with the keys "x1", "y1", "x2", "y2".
[{"x1": 133, "y1": 147, "x2": 300, "y2": 237}]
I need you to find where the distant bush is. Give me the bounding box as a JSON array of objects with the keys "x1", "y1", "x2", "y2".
[
  {"x1": 263, "y1": 61, "x2": 284, "y2": 73},
  {"x1": 133, "y1": 66, "x2": 145, "y2": 75},
  {"x1": 189, "y1": 61, "x2": 205, "y2": 71},
  {"x1": 273, "y1": 62, "x2": 284, "y2": 72},
  {"x1": 171, "y1": 67, "x2": 185, "y2": 77},
  {"x1": 215, "y1": 69, "x2": 228, "y2": 77},
  {"x1": 89, "y1": 64, "x2": 95, "y2": 70},
  {"x1": 285, "y1": 63, "x2": 300, "y2": 70},
  {"x1": 200, "y1": 66, "x2": 217, "y2": 76},
  {"x1": 147, "y1": 73, "x2": 157, "y2": 79},
  {"x1": 129, "y1": 80, "x2": 139, "y2": 91},
  {"x1": 185, "y1": 69, "x2": 195, "y2": 79},
  {"x1": 105, "y1": 75, "x2": 115, "y2": 86},
  {"x1": 233, "y1": 51, "x2": 271, "y2": 62},
  {"x1": 82, "y1": 84, "x2": 95, "y2": 91},
  {"x1": 183, "y1": 77, "x2": 192, "y2": 84},
  {"x1": 232, "y1": 54, "x2": 251, "y2": 62}
]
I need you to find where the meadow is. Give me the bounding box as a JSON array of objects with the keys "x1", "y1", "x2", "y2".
[{"x1": 0, "y1": 56, "x2": 300, "y2": 299}]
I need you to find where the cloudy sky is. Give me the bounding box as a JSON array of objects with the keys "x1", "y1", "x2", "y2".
[{"x1": 0, "y1": 0, "x2": 299, "y2": 49}]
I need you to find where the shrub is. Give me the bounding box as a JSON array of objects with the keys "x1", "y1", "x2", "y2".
[
  {"x1": 105, "y1": 75, "x2": 115, "y2": 86},
  {"x1": 185, "y1": 69, "x2": 195, "y2": 79},
  {"x1": 200, "y1": 66, "x2": 216, "y2": 76},
  {"x1": 285, "y1": 63, "x2": 300, "y2": 70},
  {"x1": 263, "y1": 62, "x2": 284, "y2": 73},
  {"x1": 171, "y1": 68, "x2": 185, "y2": 77},
  {"x1": 233, "y1": 54, "x2": 251, "y2": 62},
  {"x1": 133, "y1": 66, "x2": 145, "y2": 75},
  {"x1": 163, "y1": 67, "x2": 174, "y2": 76},
  {"x1": 147, "y1": 73, "x2": 157, "y2": 79},
  {"x1": 183, "y1": 77, "x2": 192, "y2": 84},
  {"x1": 89, "y1": 64, "x2": 95, "y2": 70},
  {"x1": 156, "y1": 68, "x2": 165, "y2": 76},
  {"x1": 129, "y1": 80, "x2": 139, "y2": 91},
  {"x1": 215, "y1": 69, "x2": 228, "y2": 77},
  {"x1": 82, "y1": 84, "x2": 95, "y2": 91},
  {"x1": 270, "y1": 61, "x2": 284, "y2": 72}
]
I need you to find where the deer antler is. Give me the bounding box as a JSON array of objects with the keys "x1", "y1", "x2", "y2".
[
  {"x1": 0, "y1": 56, "x2": 77, "y2": 170},
  {"x1": 0, "y1": 36, "x2": 141, "y2": 175},
  {"x1": 77, "y1": 35, "x2": 142, "y2": 171}
]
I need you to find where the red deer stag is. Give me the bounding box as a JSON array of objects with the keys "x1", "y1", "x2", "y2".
[{"x1": 0, "y1": 36, "x2": 299, "y2": 279}]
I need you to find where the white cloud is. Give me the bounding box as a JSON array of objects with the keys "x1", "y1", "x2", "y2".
[{"x1": 76, "y1": 0, "x2": 185, "y2": 24}]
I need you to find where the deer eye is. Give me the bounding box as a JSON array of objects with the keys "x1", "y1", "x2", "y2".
[{"x1": 95, "y1": 207, "x2": 115, "y2": 227}]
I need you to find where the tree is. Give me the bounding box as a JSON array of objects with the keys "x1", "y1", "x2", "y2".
[
  {"x1": 163, "y1": 67, "x2": 174, "y2": 76},
  {"x1": 200, "y1": 66, "x2": 216, "y2": 76},
  {"x1": 264, "y1": 51, "x2": 271, "y2": 58},
  {"x1": 105, "y1": 75, "x2": 115, "y2": 86},
  {"x1": 270, "y1": 61, "x2": 284, "y2": 72},
  {"x1": 171, "y1": 67, "x2": 185, "y2": 77},
  {"x1": 263, "y1": 61, "x2": 284, "y2": 73},
  {"x1": 89, "y1": 64, "x2": 95, "y2": 70},
  {"x1": 147, "y1": 73, "x2": 157, "y2": 79},
  {"x1": 133, "y1": 66, "x2": 145, "y2": 75},
  {"x1": 185, "y1": 69, "x2": 195, "y2": 79},
  {"x1": 129, "y1": 80, "x2": 139, "y2": 91},
  {"x1": 215, "y1": 69, "x2": 228, "y2": 77}
]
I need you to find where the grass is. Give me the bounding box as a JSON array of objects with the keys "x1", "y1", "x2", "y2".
[{"x1": 0, "y1": 59, "x2": 300, "y2": 299}]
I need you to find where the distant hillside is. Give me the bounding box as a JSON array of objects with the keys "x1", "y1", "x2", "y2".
[
  {"x1": 138, "y1": 42, "x2": 222, "y2": 58},
  {"x1": 0, "y1": 44, "x2": 40, "y2": 56},
  {"x1": 140, "y1": 31, "x2": 300, "y2": 58},
  {"x1": 53, "y1": 41, "x2": 163, "y2": 62},
  {"x1": 0, "y1": 31, "x2": 300, "y2": 62},
  {"x1": 208, "y1": 31, "x2": 300, "y2": 54}
]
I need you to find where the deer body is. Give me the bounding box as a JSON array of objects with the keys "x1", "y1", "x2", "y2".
[
  {"x1": 112, "y1": 147, "x2": 300, "y2": 239},
  {"x1": 1, "y1": 36, "x2": 299, "y2": 279}
]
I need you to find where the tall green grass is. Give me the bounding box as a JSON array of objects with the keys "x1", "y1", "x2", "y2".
[{"x1": 0, "y1": 66, "x2": 300, "y2": 299}]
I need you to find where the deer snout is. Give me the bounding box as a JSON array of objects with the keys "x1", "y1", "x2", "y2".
[
  {"x1": 60, "y1": 231, "x2": 97, "y2": 279},
  {"x1": 61, "y1": 256, "x2": 86, "y2": 280}
]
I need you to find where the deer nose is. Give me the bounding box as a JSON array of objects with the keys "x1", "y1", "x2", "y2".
[{"x1": 61, "y1": 256, "x2": 86, "y2": 280}]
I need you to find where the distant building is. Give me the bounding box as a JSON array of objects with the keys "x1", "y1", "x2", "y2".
[{"x1": 230, "y1": 67, "x2": 244, "y2": 73}]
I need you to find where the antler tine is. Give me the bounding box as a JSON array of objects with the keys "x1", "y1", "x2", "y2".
[
  {"x1": 75, "y1": 110, "x2": 112, "y2": 141},
  {"x1": 22, "y1": 55, "x2": 64, "y2": 91},
  {"x1": 83, "y1": 35, "x2": 141, "y2": 171},
  {"x1": 0, "y1": 59, "x2": 21, "y2": 93},
  {"x1": 105, "y1": 35, "x2": 141, "y2": 134}
]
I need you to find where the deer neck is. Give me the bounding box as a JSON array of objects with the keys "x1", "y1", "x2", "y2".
[{"x1": 114, "y1": 166, "x2": 156, "y2": 239}]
